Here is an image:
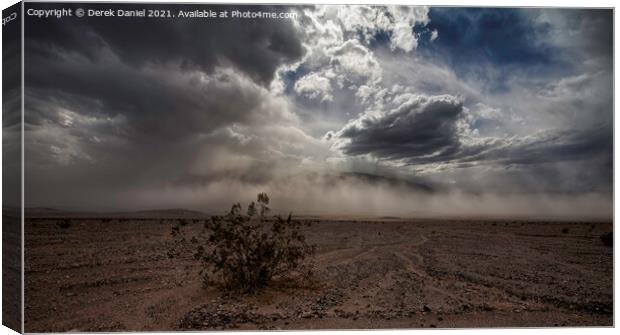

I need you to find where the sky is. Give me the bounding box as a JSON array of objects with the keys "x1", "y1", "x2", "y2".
[{"x1": 18, "y1": 3, "x2": 613, "y2": 218}]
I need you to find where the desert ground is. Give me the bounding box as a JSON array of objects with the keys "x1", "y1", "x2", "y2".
[
  {"x1": 2, "y1": 209, "x2": 22, "y2": 331},
  {"x1": 24, "y1": 213, "x2": 612, "y2": 331}
]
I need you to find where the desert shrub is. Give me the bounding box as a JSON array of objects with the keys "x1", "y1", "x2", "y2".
[
  {"x1": 600, "y1": 232, "x2": 613, "y2": 247},
  {"x1": 170, "y1": 193, "x2": 314, "y2": 293},
  {"x1": 56, "y1": 219, "x2": 71, "y2": 229},
  {"x1": 561, "y1": 228, "x2": 569, "y2": 234}
]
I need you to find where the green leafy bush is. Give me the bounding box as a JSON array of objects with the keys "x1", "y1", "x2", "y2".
[{"x1": 170, "y1": 193, "x2": 314, "y2": 292}]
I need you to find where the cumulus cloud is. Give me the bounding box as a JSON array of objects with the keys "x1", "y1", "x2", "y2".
[
  {"x1": 294, "y1": 72, "x2": 333, "y2": 102},
  {"x1": 19, "y1": 3, "x2": 612, "y2": 218},
  {"x1": 328, "y1": 39, "x2": 383, "y2": 88},
  {"x1": 280, "y1": 5, "x2": 430, "y2": 112},
  {"x1": 335, "y1": 5, "x2": 430, "y2": 52}
]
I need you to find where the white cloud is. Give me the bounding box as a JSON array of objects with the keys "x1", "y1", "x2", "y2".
[
  {"x1": 430, "y1": 29, "x2": 439, "y2": 42},
  {"x1": 294, "y1": 72, "x2": 333, "y2": 102},
  {"x1": 279, "y1": 5, "x2": 431, "y2": 109},
  {"x1": 329, "y1": 39, "x2": 382, "y2": 88},
  {"x1": 336, "y1": 5, "x2": 430, "y2": 52}
]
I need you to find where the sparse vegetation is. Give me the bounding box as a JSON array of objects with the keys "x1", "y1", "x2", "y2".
[
  {"x1": 170, "y1": 193, "x2": 315, "y2": 293},
  {"x1": 600, "y1": 232, "x2": 612, "y2": 247},
  {"x1": 56, "y1": 219, "x2": 71, "y2": 229}
]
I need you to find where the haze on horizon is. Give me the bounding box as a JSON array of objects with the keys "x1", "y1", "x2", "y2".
[{"x1": 10, "y1": 4, "x2": 613, "y2": 219}]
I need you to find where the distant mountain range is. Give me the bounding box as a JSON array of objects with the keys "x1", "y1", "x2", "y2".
[
  {"x1": 24, "y1": 207, "x2": 210, "y2": 219},
  {"x1": 21, "y1": 172, "x2": 438, "y2": 218}
]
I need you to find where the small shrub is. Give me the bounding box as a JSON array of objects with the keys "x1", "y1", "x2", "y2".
[
  {"x1": 561, "y1": 228, "x2": 569, "y2": 234},
  {"x1": 56, "y1": 219, "x2": 71, "y2": 229},
  {"x1": 170, "y1": 193, "x2": 314, "y2": 293},
  {"x1": 600, "y1": 232, "x2": 612, "y2": 247}
]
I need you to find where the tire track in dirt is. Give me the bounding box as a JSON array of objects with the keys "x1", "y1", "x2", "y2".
[
  {"x1": 390, "y1": 235, "x2": 467, "y2": 304},
  {"x1": 390, "y1": 234, "x2": 428, "y2": 277}
]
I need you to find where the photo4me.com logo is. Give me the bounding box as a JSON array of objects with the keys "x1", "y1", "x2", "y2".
[{"x1": 2, "y1": 12, "x2": 17, "y2": 26}]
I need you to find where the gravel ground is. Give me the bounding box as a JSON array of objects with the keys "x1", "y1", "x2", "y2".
[{"x1": 24, "y1": 217, "x2": 613, "y2": 331}]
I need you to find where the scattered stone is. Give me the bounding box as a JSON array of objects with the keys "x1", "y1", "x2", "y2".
[
  {"x1": 178, "y1": 302, "x2": 268, "y2": 330},
  {"x1": 481, "y1": 304, "x2": 494, "y2": 311}
]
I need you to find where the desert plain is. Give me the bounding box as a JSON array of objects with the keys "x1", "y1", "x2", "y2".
[{"x1": 23, "y1": 211, "x2": 613, "y2": 331}]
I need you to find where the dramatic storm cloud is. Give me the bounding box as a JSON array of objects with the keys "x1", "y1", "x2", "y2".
[
  {"x1": 328, "y1": 95, "x2": 465, "y2": 163},
  {"x1": 18, "y1": 3, "x2": 613, "y2": 218}
]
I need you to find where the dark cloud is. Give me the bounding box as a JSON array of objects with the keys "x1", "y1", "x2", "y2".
[
  {"x1": 330, "y1": 95, "x2": 465, "y2": 163},
  {"x1": 470, "y1": 126, "x2": 612, "y2": 167},
  {"x1": 542, "y1": 9, "x2": 613, "y2": 65},
  {"x1": 23, "y1": 2, "x2": 306, "y2": 151},
  {"x1": 2, "y1": 3, "x2": 22, "y2": 207},
  {"x1": 329, "y1": 93, "x2": 611, "y2": 195},
  {"x1": 22, "y1": 3, "x2": 307, "y2": 143},
  {"x1": 25, "y1": 3, "x2": 304, "y2": 85},
  {"x1": 3, "y1": 2, "x2": 21, "y2": 129},
  {"x1": 21, "y1": 2, "x2": 311, "y2": 210},
  {"x1": 22, "y1": 62, "x2": 303, "y2": 207},
  {"x1": 24, "y1": 59, "x2": 283, "y2": 141},
  {"x1": 17, "y1": 4, "x2": 613, "y2": 217}
]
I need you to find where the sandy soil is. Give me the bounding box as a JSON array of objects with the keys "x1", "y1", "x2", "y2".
[{"x1": 24, "y1": 217, "x2": 613, "y2": 331}]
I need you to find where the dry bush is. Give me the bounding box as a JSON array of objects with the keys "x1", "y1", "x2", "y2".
[
  {"x1": 56, "y1": 219, "x2": 71, "y2": 229},
  {"x1": 170, "y1": 193, "x2": 314, "y2": 293},
  {"x1": 600, "y1": 232, "x2": 612, "y2": 247}
]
